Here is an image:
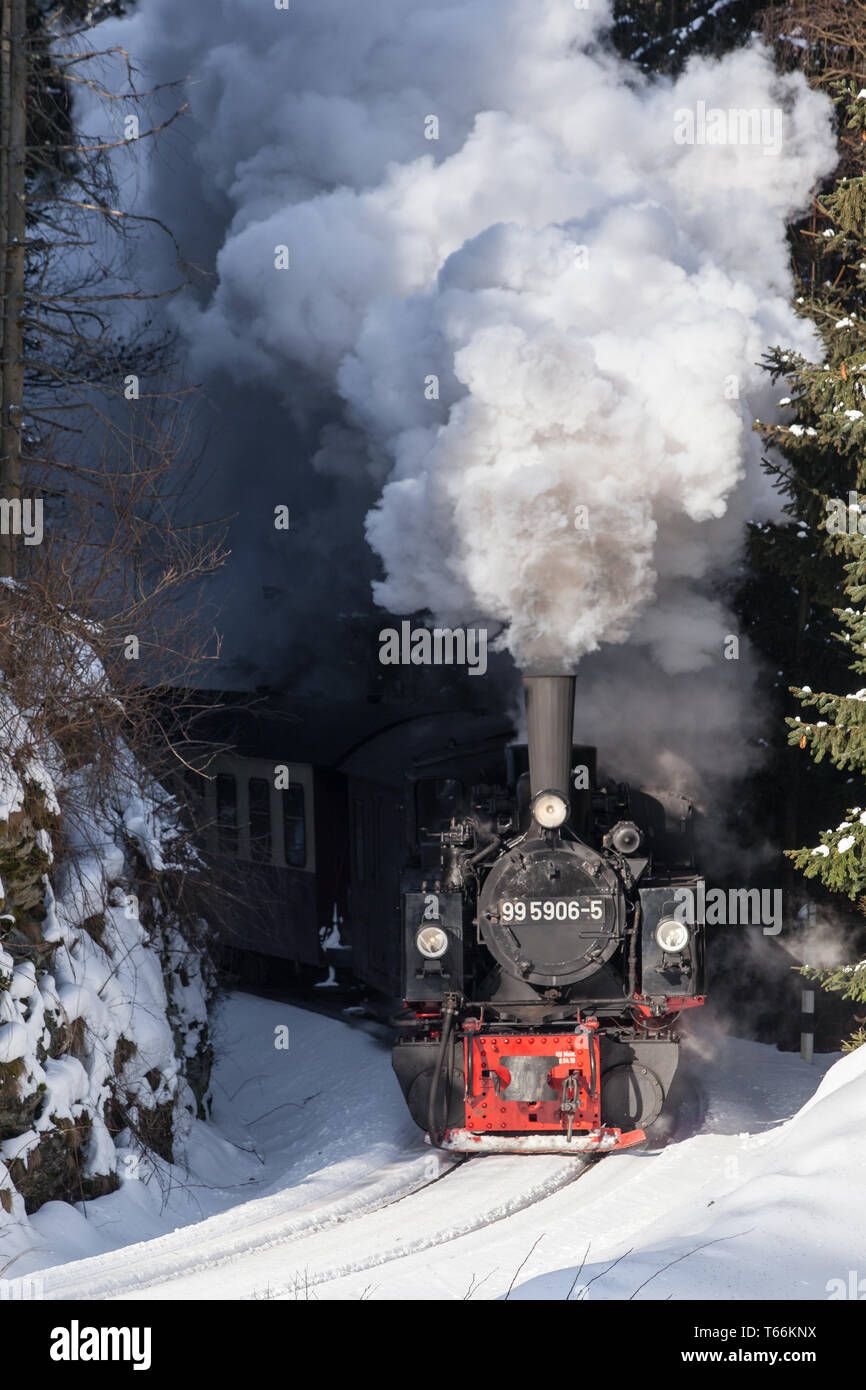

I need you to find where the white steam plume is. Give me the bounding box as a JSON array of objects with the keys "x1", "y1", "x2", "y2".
[
  {"x1": 144, "y1": 0, "x2": 834, "y2": 672},
  {"x1": 88, "y1": 0, "x2": 837, "y2": 785}
]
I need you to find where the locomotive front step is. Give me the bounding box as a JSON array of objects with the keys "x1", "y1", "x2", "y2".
[{"x1": 428, "y1": 1127, "x2": 646, "y2": 1155}]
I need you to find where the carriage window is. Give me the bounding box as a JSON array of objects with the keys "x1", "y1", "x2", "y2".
[
  {"x1": 248, "y1": 777, "x2": 271, "y2": 864},
  {"x1": 282, "y1": 784, "x2": 306, "y2": 868},
  {"x1": 352, "y1": 798, "x2": 365, "y2": 883},
  {"x1": 216, "y1": 774, "x2": 238, "y2": 853}
]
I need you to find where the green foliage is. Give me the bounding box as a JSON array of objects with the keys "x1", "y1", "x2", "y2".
[
  {"x1": 761, "y1": 83, "x2": 866, "y2": 1044},
  {"x1": 788, "y1": 808, "x2": 866, "y2": 898},
  {"x1": 799, "y1": 959, "x2": 866, "y2": 1051}
]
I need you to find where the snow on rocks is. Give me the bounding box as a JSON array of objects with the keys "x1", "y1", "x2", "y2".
[{"x1": 0, "y1": 631, "x2": 214, "y2": 1220}]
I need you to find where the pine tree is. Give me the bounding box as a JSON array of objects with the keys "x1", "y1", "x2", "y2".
[
  {"x1": 734, "y1": 107, "x2": 859, "y2": 864},
  {"x1": 752, "y1": 75, "x2": 866, "y2": 1047},
  {"x1": 611, "y1": 0, "x2": 765, "y2": 73},
  {"x1": 786, "y1": 468, "x2": 866, "y2": 1048}
]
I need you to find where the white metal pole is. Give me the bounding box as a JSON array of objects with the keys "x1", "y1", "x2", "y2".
[{"x1": 801, "y1": 986, "x2": 815, "y2": 1065}]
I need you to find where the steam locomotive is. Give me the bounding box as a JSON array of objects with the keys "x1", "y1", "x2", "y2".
[
  {"x1": 175, "y1": 674, "x2": 705, "y2": 1153},
  {"x1": 392, "y1": 675, "x2": 706, "y2": 1154}
]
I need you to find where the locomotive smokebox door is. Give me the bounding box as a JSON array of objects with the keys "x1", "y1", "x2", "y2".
[{"x1": 402, "y1": 891, "x2": 463, "y2": 1001}]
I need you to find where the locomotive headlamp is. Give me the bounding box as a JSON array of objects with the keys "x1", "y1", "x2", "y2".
[
  {"x1": 609, "y1": 820, "x2": 642, "y2": 856},
  {"x1": 655, "y1": 918, "x2": 690, "y2": 954},
  {"x1": 531, "y1": 790, "x2": 568, "y2": 829},
  {"x1": 416, "y1": 925, "x2": 448, "y2": 959}
]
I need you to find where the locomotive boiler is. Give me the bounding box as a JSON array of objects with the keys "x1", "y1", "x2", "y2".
[{"x1": 392, "y1": 674, "x2": 706, "y2": 1154}]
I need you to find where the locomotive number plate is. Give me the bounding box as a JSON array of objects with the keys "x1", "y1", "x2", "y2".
[{"x1": 499, "y1": 897, "x2": 606, "y2": 923}]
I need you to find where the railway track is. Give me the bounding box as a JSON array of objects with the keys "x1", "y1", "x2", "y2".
[
  {"x1": 39, "y1": 1070, "x2": 700, "y2": 1302},
  {"x1": 39, "y1": 1145, "x2": 460, "y2": 1301},
  {"x1": 34, "y1": 988, "x2": 703, "y2": 1302},
  {"x1": 41, "y1": 1150, "x2": 587, "y2": 1301},
  {"x1": 247, "y1": 1152, "x2": 589, "y2": 1301}
]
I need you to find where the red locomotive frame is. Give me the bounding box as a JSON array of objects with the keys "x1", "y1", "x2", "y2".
[{"x1": 438, "y1": 1025, "x2": 646, "y2": 1154}]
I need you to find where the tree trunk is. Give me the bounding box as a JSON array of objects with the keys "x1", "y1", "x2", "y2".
[
  {"x1": 783, "y1": 576, "x2": 810, "y2": 892},
  {"x1": 0, "y1": 0, "x2": 27, "y2": 579}
]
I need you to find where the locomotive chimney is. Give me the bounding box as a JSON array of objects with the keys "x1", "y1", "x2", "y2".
[{"x1": 523, "y1": 674, "x2": 576, "y2": 798}]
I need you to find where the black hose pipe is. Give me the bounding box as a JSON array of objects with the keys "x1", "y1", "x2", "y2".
[{"x1": 426, "y1": 1000, "x2": 457, "y2": 1149}]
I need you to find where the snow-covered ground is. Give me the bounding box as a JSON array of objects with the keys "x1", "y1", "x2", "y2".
[{"x1": 1, "y1": 992, "x2": 862, "y2": 1301}]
